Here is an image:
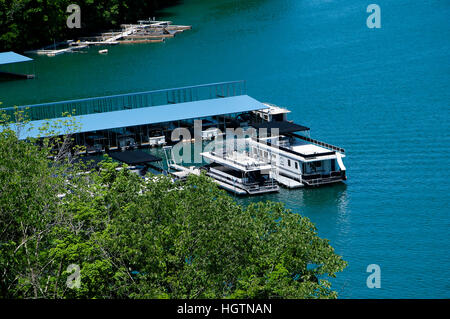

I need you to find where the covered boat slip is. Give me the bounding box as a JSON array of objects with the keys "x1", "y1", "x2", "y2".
[
  {"x1": 250, "y1": 121, "x2": 310, "y2": 135},
  {"x1": 71, "y1": 150, "x2": 164, "y2": 174},
  {"x1": 108, "y1": 150, "x2": 162, "y2": 165},
  {"x1": 2, "y1": 81, "x2": 275, "y2": 166},
  {"x1": 0, "y1": 80, "x2": 274, "y2": 163},
  {"x1": 107, "y1": 150, "x2": 165, "y2": 176},
  {"x1": 0, "y1": 52, "x2": 33, "y2": 64},
  {"x1": 0, "y1": 51, "x2": 35, "y2": 80},
  {"x1": 10, "y1": 86, "x2": 269, "y2": 142},
  {"x1": 2, "y1": 81, "x2": 248, "y2": 121}
]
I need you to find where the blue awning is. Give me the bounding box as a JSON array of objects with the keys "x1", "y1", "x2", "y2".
[
  {"x1": 0, "y1": 52, "x2": 33, "y2": 65},
  {"x1": 11, "y1": 95, "x2": 269, "y2": 139}
]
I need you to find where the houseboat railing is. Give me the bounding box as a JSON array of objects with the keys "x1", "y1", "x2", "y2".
[
  {"x1": 210, "y1": 150, "x2": 267, "y2": 170},
  {"x1": 288, "y1": 133, "x2": 345, "y2": 154},
  {"x1": 3, "y1": 80, "x2": 246, "y2": 122},
  {"x1": 302, "y1": 171, "x2": 346, "y2": 186},
  {"x1": 252, "y1": 137, "x2": 337, "y2": 159}
]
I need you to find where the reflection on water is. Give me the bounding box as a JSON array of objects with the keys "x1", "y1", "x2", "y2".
[
  {"x1": 236, "y1": 182, "x2": 349, "y2": 223},
  {"x1": 295, "y1": 183, "x2": 348, "y2": 209}
]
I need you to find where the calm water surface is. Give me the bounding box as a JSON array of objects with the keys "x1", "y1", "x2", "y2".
[{"x1": 1, "y1": 0, "x2": 449, "y2": 298}]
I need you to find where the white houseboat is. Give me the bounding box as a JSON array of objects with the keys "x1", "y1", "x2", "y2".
[
  {"x1": 248, "y1": 135, "x2": 346, "y2": 187},
  {"x1": 246, "y1": 104, "x2": 346, "y2": 187},
  {"x1": 200, "y1": 150, "x2": 279, "y2": 195}
]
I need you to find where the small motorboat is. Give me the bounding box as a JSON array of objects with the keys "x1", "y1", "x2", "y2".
[{"x1": 98, "y1": 49, "x2": 108, "y2": 54}]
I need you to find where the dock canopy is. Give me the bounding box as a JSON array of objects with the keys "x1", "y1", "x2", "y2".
[
  {"x1": 13, "y1": 95, "x2": 269, "y2": 139},
  {"x1": 0, "y1": 51, "x2": 33, "y2": 65},
  {"x1": 108, "y1": 151, "x2": 162, "y2": 165},
  {"x1": 251, "y1": 121, "x2": 310, "y2": 135}
]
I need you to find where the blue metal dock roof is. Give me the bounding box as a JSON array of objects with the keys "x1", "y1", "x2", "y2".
[
  {"x1": 0, "y1": 51, "x2": 33, "y2": 65},
  {"x1": 12, "y1": 95, "x2": 268, "y2": 139},
  {"x1": 2, "y1": 80, "x2": 247, "y2": 121}
]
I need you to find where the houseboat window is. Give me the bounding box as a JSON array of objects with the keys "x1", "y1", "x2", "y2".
[
  {"x1": 295, "y1": 162, "x2": 298, "y2": 170},
  {"x1": 288, "y1": 159, "x2": 291, "y2": 167}
]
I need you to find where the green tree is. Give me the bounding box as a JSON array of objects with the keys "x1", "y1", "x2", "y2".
[
  {"x1": 0, "y1": 118, "x2": 347, "y2": 299},
  {"x1": 0, "y1": 0, "x2": 180, "y2": 51}
]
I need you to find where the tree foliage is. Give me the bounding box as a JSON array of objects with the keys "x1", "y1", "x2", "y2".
[
  {"x1": 0, "y1": 0, "x2": 179, "y2": 51},
  {"x1": 0, "y1": 123, "x2": 347, "y2": 299}
]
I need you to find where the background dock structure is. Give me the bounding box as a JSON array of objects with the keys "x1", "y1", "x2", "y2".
[
  {"x1": 0, "y1": 51, "x2": 35, "y2": 80},
  {"x1": 27, "y1": 42, "x2": 89, "y2": 57},
  {"x1": 27, "y1": 20, "x2": 191, "y2": 56},
  {"x1": 86, "y1": 20, "x2": 191, "y2": 44}
]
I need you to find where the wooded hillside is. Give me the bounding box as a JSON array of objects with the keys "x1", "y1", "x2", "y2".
[{"x1": 0, "y1": 0, "x2": 178, "y2": 51}]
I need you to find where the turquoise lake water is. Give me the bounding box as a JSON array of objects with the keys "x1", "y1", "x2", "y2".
[{"x1": 1, "y1": 0, "x2": 449, "y2": 298}]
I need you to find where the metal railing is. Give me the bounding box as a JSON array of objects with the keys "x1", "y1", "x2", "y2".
[
  {"x1": 3, "y1": 81, "x2": 246, "y2": 122},
  {"x1": 289, "y1": 133, "x2": 345, "y2": 154},
  {"x1": 252, "y1": 137, "x2": 336, "y2": 159},
  {"x1": 302, "y1": 171, "x2": 346, "y2": 186}
]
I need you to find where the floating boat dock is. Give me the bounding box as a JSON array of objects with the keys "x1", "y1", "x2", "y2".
[
  {"x1": 106, "y1": 150, "x2": 165, "y2": 176},
  {"x1": 88, "y1": 20, "x2": 191, "y2": 44},
  {"x1": 0, "y1": 51, "x2": 35, "y2": 80},
  {"x1": 27, "y1": 20, "x2": 191, "y2": 57},
  {"x1": 271, "y1": 172, "x2": 303, "y2": 188},
  {"x1": 3, "y1": 80, "x2": 347, "y2": 194},
  {"x1": 24, "y1": 40, "x2": 89, "y2": 56}
]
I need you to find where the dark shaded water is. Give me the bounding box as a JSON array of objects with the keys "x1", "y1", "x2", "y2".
[{"x1": 1, "y1": 0, "x2": 449, "y2": 298}]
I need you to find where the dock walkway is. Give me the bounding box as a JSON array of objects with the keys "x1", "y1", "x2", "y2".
[
  {"x1": 27, "y1": 20, "x2": 191, "y2": 57},
  {"x1": 271, "y1": 172, "x2": 303, "y2": 188}
]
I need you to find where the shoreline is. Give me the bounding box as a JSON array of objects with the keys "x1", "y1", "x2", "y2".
[
  {"x1": 25, "y1": 20, "x2": 191, "y2": 57},
  {"x1": 0, "y1": 0, "x2": 182, "y2": 52}
]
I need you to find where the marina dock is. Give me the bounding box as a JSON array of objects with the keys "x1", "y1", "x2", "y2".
[
  {"x1": 3, "y1": 80, "x2": 347, "y2": 194},
  {"x1": 270, "y1": 172, "x2": 303, "y2": 188},
  {"x1": 29, "y1": 43, "x2": 89, "y2": 57},
  {"x1": 27, "y1": 20, "x2": 191, "y2": 57},
  {"x1": 0, "y1": 51, "x2": 35, "y2": 80}
]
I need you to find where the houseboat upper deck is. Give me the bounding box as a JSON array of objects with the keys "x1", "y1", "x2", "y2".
[
  {"x1": 248, "y1": 134, "x2": 346, "y2": 187},
  {"x1": 200, "y1": 150, "x2": 279, "y2": 195}
]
